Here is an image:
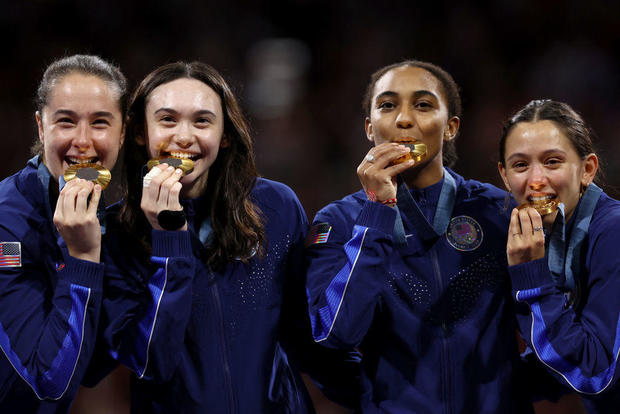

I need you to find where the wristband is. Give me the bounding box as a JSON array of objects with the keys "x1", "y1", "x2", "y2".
[
  {"x1": 157, "y1": 210, "x2": 186, "y2": 231},
  {"x1": 380, "y1": 198, "x2": 397, "y2": 207},
  {"x1": 366, "y1": 189, "x2": 377, "y2": 202}
]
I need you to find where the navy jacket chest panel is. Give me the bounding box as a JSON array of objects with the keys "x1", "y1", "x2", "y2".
[{"x1": 383, "y1": 215, "x2": 508, "y2": 331}]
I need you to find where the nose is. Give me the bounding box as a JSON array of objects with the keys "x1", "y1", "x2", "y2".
[
  {"x1": 73, "y1": 123, "x2": 92, "y2": 152},
  {"x1": 396, "y1": 107, "x2": 414, "y2": 129},
  {"x1": 528, "y1": 164, "x2": 548, "y2": 191},
  {"x1": 174, "y1": 122, "x2": 193, "y2": 147}
]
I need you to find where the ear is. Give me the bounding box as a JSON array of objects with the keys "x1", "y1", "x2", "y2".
[
  {"x1": 36, "y1": 111, "x2": 44, "y2": 143},
  {"x1": 581, "y1": 153, "x2": 599, "y2": 187},
  {"x1": 119, "y1": 124, "x2": 126, "y2": 147},
  {"x1": 364, "y1": 117, "x2": 374, "y2": 144},
  {"x1": 219, "y1": 133, "x2": 230, "y2": 149},
  {"x1": 443, "y1": 116, "x2": 460, "y2": 142},
  {"x1": 498, "y1": 161, "x2": 511, "y2": 192}
]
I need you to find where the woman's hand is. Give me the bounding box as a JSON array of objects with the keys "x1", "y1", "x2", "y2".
[
  {"x1": 506, "y1": 207, "x2": 545, "y2": 266},
  {"x1": 357, "y1": 143, "x2": 414, "y2": 203},
  {"x1": 54, "y1": 178, "x2": 102, "y2": 263},
  {"x1": 141, "y1": 164, "x2": 187, "y2": 231}
]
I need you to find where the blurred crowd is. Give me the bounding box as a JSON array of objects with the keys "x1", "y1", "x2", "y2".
[{"x1": 3, "y1": 1, "x2": 620, "y2": 217}]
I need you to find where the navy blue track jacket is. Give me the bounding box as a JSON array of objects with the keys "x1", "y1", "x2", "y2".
[
  {"x1": 510, "y1": 188, "x2": 620, "y2": 413},
  {"x1": 0, "y1": 157, "x2": 104, "y2": 413},
  {"x1": 99, "y1": 178, "x2": 338, "y2": 413},
  {"x1": 306, "y1": 169, "x2": 531, "y2": 413}
]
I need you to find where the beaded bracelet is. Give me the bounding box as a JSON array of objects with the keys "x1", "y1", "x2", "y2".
[
  {"x1": 366, "y1": 189, "x2": 377, "y2": 202},
  {"x1": 380, "y1": 198, "x2": 397, "y2": 207}
]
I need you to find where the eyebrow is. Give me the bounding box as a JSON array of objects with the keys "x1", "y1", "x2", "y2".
[
  {"x1": 374, "y1": 90, "x2": 439, "y2": 103},
  {"x1": 52, "y1": 109, "x2": 115, "y2": 118},
  {"x1": 506, "y1": 148, "x2": 568, "y2": 162},
  {"x1": 154, "y1": 108, "x2": 217, "y2": 118}
]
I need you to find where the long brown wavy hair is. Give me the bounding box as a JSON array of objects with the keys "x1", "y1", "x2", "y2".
[{"x1": 119, "y1": 62, "x2": 264, "y2": 268}]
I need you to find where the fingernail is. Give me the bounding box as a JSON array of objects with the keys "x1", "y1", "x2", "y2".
[
  {"x1": 175, "y1": 168, "x2": 182, "y2": 175},
  {"x1": 167, "y1": 166, "x2": 174, "y2": 171}
]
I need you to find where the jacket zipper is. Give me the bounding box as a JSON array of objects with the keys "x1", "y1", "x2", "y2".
[
  {"x1": 210, "y1": 275, "x2": 237, "y2": 413},
  {"x1": 431, "y1": 246, "x2": 451, "y2": 414}
]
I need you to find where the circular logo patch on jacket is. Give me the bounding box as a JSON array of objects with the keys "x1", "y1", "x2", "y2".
[{"x1": 446, "y1": 216, "x2": 483, "y2": 251}]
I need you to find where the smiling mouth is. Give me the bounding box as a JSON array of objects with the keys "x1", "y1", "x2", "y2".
[
  {"x1": 147, "y1": 151, "x2": 196, "y2": 175},
  {"x1": 65, "y1": 156, "x2": 100, "y2": 166},
  {"x1": 519, "y1": 195, "x2": 560, "y2": 216},
  {"x1": 163, "y1": 151, "x2": 200, "y2": 161}
]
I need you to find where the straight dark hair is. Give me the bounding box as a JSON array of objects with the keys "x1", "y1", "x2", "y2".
[{"x1": 120, "y1": 61, "x2": 264, "y2": 268}]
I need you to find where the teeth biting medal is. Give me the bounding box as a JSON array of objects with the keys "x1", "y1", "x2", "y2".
[
  {"x1": 63, "y1": 163, "x2": 112, "y2": 190},
  {"x1": 518, "y1": 198, "x2": 560, "y2": 216},
  {"x1": 146, "y1": 156, "x2": 194, "y2": 176}
]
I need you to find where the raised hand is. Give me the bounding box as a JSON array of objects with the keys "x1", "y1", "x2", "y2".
[
  {"x1": 357, "y1": 142, "x2": 414, "y2": 203},
  {"x1": 506, "y1": 207, "x2": 545, "y2": 266},
  {"x1": 54, "y1": 178, "x2": 102, "y2": 263},
  {"x1": 141, "y1": 164, "x2": 187, "y2": 231}
]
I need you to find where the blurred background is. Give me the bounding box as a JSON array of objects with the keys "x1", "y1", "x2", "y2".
[
  {"x1": 2, "y1": 1, "x2": 617, "y2": 412},
  {"x1": 3, "y1": 0, "x2": 620, "y2": 220}
]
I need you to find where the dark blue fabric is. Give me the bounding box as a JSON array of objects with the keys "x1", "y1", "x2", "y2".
[
  {"x1": 306, "y1": 169, "x2": 530, "y2": 413},
  {"x1": 0, "y1": 156, "x2": 104, "y2": 413},
  {"x1": 510, "y1": 191, "x2": 620, "y2": 413},
  {"x1": 99, "y1": 178, "x2": 346, "y2": 413}
]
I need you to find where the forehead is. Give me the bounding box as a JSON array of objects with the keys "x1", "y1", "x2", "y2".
[
  {"x1": 146, "y1": 78, "x2": 221, "y2": 113},
  {"x1": 505, "y1": 120, "x2": 572, "y2": 153},
  {"x1": 46, "y1": 73, "x2": 120, "y2": 110},
  {"x1": 373, "y1": 66, "x2": 445, "y2": 101}
]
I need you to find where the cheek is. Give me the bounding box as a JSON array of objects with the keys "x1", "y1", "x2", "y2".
[
  {"x1": 145, "y1": 127, "x2": 167, "y2": 157},
  {"x1": 507, "y1": 175, "x2": 528, "y2": 201}
]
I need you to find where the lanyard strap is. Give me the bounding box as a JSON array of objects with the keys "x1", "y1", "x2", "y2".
[
  {"x1": 548, "y1": 183, "x2": 602, "y2": 290},
  {"x1": 393, "y1": 168, "x2": 457, "y2": 245}
]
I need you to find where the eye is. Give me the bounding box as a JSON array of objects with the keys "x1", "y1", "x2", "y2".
[
  {"x1": 545, "y1": 157, "x2": 563, "y2": 168},
  {"x1": 511, "y1": 161, "x2": 528, "y2": 172},
  {"x1": 159, "y1": 115, "x2": 176, "y2": 125},
  {"x1": 377, "y1": 101, "x2": 396, "y2": 110},
  {"x1": 56, "y1": 117, "x2": 75, "y2": 126},
  {"x1": 194, "y1": 117, "x2": 211, "y2": 127},
  {"x1": 92, "y1": 119, "x2": 111, "y2": 128},
  {"x1": 414, "y1": 101, "x2": 433, "y2": 110}
]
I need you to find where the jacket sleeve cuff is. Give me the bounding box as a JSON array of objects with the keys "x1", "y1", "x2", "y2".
[
  {"x1": 151, "y1": 230, "x2": 193, "y2": 258},
  {"x1": 509, "y1": 258, "x2": 554, "y2": 291},
  {"x1": 59, "y1": 254, "x2": 105, "y2": 289},
  {"x1": 356, "y1": 201, "x2": 397, "y2": 235}
]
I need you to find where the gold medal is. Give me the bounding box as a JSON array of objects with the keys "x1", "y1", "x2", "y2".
[
  {"x1": 63, "y1": 163, "x2": 111, "y2": 190},
  {"x1": 518, "y1": 198, "x2": 560, "y2": 216},
  {"x1": 146, "y1": 157, "x2": 194, "y2": 176},
  {"x1": 390, "y1": 138, "x2": 427, "y2": 166}
]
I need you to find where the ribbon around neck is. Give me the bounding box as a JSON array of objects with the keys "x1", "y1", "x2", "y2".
[
  {"x1": 393, "y1": 168, "x2": 457, "y2": 245},
  {"x1": 547, "y1": 183, "x2": 602, "y2": 290}
]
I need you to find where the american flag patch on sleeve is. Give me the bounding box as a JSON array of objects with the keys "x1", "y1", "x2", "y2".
[
  {"x1": 305, "y1": 223, "x2": 332, "y2": 248},
  {"x1": 0, "y1": 242, "x2": 22, "y2": 267}
]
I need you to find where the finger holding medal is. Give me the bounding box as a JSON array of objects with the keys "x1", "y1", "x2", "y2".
[
  {"x1": 506, "y1": 207, "x2": 545, "y2": 266},
  {"x1": 141, "y1": 163, "x2": 187, "y2": 231},
  {"x1": 53, "y1": 177, "x2": 103, "y2": 263},
  {"x1": 357, "y1": 142, "x2": 414, "y2": 205}
]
